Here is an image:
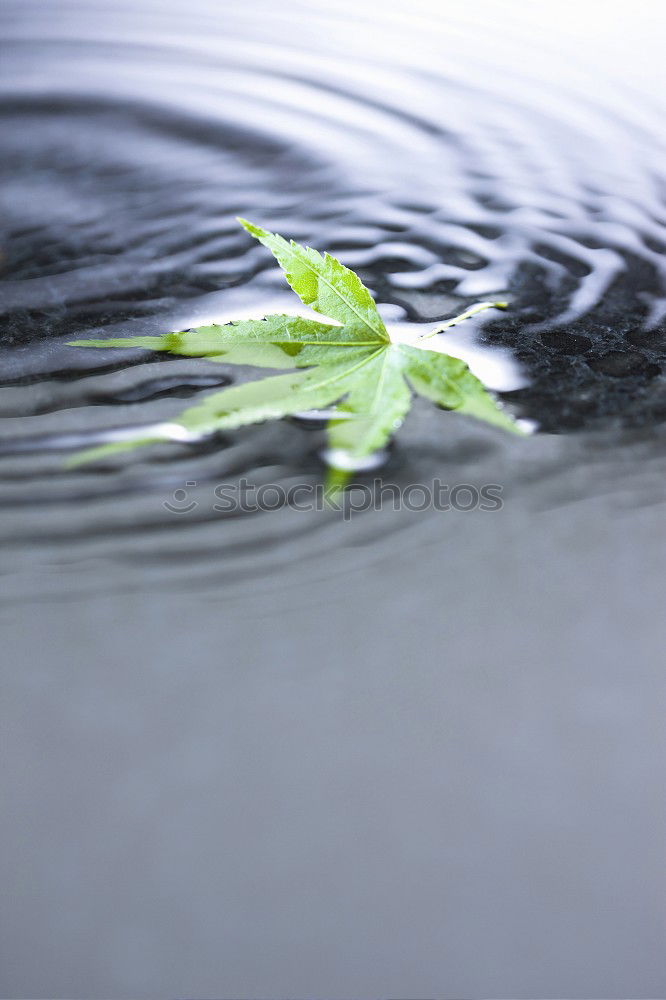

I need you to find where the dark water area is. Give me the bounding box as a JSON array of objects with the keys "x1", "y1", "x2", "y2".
[{"x1": 1, "y1": 1, "x2": 666, "y2": 996}]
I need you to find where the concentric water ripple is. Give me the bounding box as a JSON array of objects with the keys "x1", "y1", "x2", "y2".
[{"x1": 1, "y1": 0, "x2": 665, "y2": 594}]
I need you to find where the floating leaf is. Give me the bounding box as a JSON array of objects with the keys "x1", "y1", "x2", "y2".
[{"x1": 68, "y1": 219, "x2": 523, "y2": 488}]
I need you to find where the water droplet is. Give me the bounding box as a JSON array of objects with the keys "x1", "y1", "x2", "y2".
[{"x1": 320, "y1": 447, "x2": 389, "y2": 473}]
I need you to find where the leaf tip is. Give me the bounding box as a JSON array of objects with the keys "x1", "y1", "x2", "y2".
[{"x1": 237, "y1": 216, "x2": 264, "y2": 239}]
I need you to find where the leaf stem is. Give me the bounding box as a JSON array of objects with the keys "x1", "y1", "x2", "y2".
[{"x1": 419, "y1": 301, "x2": 508, "y2": 340}]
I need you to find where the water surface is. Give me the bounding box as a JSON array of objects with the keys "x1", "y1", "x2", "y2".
[{"x1": 1, "y1": 1, "x2": 665, "y2": 996}]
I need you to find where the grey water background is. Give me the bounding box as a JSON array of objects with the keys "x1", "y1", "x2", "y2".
[{"x1": 1, "y1": 0, "x2": 666, "y2": 996}]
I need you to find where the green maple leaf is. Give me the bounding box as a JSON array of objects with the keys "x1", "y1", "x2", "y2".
[{"x1": 68, "y1": 218, "x2": 523, "y2": 490}]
